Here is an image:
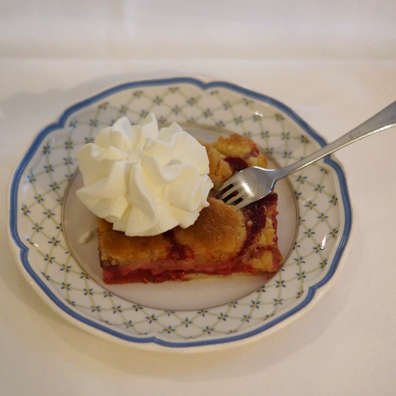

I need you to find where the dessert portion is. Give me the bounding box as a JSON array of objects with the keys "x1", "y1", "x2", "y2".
[{"x1": 91, "y1": 127, "x2": 282, "y2": 284}]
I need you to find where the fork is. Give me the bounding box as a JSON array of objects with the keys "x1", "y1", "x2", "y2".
[{"x1": 218, "y1": 101, "x2": 396, "y2": 209}]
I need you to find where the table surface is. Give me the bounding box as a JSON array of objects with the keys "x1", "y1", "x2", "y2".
[{"x1": 1, "y1": 2, "x2": 396, "y2": 396}]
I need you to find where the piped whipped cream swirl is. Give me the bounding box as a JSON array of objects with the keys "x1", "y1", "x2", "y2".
[{"x1": 76, "y1": 114, "x2": 213, "y2": 236}]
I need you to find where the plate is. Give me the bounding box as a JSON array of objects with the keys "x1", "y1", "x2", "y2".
[{"x1": 8, "y1": 77, "x2": 351, "y2": 351}]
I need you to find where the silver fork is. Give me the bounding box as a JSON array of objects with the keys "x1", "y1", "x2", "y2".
[{"x1": 218, "y1": 101, "x2": 396, "y2": 209}]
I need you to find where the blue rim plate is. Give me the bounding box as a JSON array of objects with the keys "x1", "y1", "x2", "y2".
[{"x1": 8, "y1": 77, "x2": 351, "y2": 351}]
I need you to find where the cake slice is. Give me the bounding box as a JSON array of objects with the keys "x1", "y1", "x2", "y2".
[{"x1": 98, "y1": 133, "x2": 282, "y2": 283}]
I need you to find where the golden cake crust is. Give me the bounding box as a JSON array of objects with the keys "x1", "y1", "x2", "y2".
[
  {"x1": 98, "y1": 219, "x2": 170, "y2": 266},
  {"x1": 204, "y1": 143, "x2": 233, "y2": 189},
  {"x1": 214, "y1": 134, "x2": 257, "y2": 158},
  {"x1": 173, "y1": 197, "x2": 246, "y2": 263}
]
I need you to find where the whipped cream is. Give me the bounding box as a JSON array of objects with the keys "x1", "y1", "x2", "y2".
[{"x1": 76, "y1": 114, "x2": 213, "y2": 236}]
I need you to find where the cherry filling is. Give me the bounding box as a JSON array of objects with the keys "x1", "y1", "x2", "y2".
[
  {"x1": 163, "y1": 230, "x2": 192, "y2": 260},
  {"x1": 224, "y1": 157, "x2": 248, "y2": 172},
  {"x1": 103, "y1": 268, "x2": 187, "y2": 284},
  {"x1": 241, "y1": 194, "x2": 276, "y2": 254}
]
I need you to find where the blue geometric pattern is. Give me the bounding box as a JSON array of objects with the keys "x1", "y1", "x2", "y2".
[{"x1": 9, "y1": 78, "x2": 351, "y2": 349}]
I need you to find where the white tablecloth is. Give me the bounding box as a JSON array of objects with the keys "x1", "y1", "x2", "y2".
[{"x1": 1, "y1": 2, "x2": 396, "y2": 395}]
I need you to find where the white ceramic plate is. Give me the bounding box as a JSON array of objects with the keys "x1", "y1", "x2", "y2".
[{"x1": 8, "y1": 78, "x2": 351, "y2": 351}]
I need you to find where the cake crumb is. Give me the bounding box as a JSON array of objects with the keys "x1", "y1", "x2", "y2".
[{"x1": 79, "y1": 229, "x2": 95, "y2": 244}]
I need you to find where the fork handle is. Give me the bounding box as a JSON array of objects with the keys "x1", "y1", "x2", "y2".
[{"x1": 276, "y1": 101, "x2": 396, "y2": 179}]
